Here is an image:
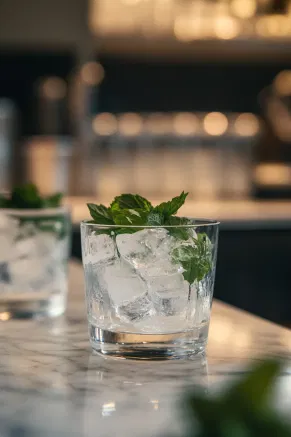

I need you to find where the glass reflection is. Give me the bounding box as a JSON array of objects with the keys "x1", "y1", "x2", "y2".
[{"x1": 82, "y1": 353, "x2": 209, "y2": 436}]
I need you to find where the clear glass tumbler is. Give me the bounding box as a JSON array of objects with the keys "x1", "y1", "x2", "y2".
[
  {"x1": 81, "y1": 219, "x2": 219, "y2": 359},
  {"x1": 0, "y1": 207, "x2": 71, "y2": 319}
]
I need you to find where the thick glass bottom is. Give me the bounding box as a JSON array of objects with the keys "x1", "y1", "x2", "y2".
[
  {"x1": 0, "y1": 293, "x2": 66, "y2": 320},
  {"x1": 89, "y1": 323, "x2": 208, "y2": 360}
]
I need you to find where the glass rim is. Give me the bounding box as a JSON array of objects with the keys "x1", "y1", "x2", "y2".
[
  {"x1": 0, "y1": 205, "x2": 70, "y2": 216},
  {"x1": 81, "y1": 218, "x2": 220, "y2": 228}
]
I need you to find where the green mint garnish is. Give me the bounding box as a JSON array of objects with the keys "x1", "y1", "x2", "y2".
[
  {"x1": 87, "y1": 203, "x2": 114, "y2": 225},
  {"x1": 87, "y1": 191, "x2": 213, "y2": 284},
  {"x1": 153, "y1": 191, "x2": 188, "y2": 218},
  {"x1": 184, "y1": 360, "x2": 291, "y2": 437},
  {"x1": 172, "y1": 233, "x2": 212, "y2": 283},
  {"x1": 110, "y1": 194, "x2": 152, "y2": 212},
  {"x1": 0, "y1": 183, "x2": 63, "y2": 209}
]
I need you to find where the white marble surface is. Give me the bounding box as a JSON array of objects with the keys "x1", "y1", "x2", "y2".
[{"x1": 1, "y1": 261, "x2": 291, "y2": 437}]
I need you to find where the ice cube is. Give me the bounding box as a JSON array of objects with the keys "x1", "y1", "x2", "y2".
[
  {"x1": 84, "y1": 262, "x2": 112, "y2": 324},
  {"x1": 34, "y1": 232, "x2": 57, "y2": 257},
  {"x1": 116, "y1": 230, "x2": 152, "y2": 268},
  {"x1": 116, "y1": 229, "x2": 179, "y2": 276},
  {"x1": 194, "y1": 277, "x2": 213, "y2": 324},
  {"x1": 100, "y1": 259, "x2": 155, "y2": 323},
  {"x1": 84, "y1": 233, "x2": 117, "y2": 265},
  {"x1": 147, "y1": 273, "x2": 189, "y2": 316},
  {"x1": 9, "y1": 257, "x2": 49, "y2": 291},
  {"x1": 103, "y1": 260, "x2": 146, "y2": 306},
  {"x1": 14, "y1": 237, "x2": 38, "y2": 259},
  {"x1": 118, "y1": 293, "x2": 154, "y2": 323}
]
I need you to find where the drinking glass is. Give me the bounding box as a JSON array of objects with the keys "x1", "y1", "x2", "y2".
[
  {"x1": 81, "y1": 219, "x2": 219, "y2": 359},
  {"x1": 0, "y1": 207, "x2": 71, "y2": 319}
]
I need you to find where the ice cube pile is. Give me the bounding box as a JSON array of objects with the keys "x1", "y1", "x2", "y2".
[
  {"x1": 85, "y1": 229, "x2": 206, "y2": 333},
  {"x1": 0, "y1": 213, "x2": 68, "y2": 299}
]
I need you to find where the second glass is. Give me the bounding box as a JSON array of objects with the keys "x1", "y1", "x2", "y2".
[{"x1": 81, "y1": 220, "x2": 219, "y2": 359}]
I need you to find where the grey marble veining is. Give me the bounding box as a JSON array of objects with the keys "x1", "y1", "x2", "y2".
[{"x1": 1, "y1": 261, "x2": 291, "y2": 437}]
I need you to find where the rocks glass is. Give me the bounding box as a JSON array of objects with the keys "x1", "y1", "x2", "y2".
[
  {"x1": 81, "y1": 220, "x2": 219, "y2": 359},
  {"x1": 0, "y1": 207, "x2": 71, "y2": 319}
]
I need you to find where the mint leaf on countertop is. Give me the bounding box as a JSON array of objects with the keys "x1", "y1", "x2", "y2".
[
  {"x1": 87, "y1": 203, "x2": 114, "y2": 225},
  {"x1": 154, "y1": 191, "x2": 188, "y2": 218},
  {"x1": 111, "y1": 194, "x2": 153, "y2": 212},
  {"x1": 183, "y1": 360, "x2": 291, "y2": 437}
]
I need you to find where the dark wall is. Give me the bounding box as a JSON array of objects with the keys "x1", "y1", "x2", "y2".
[
  {"x1": 0, "y1": 51, "x2": 74, "y2": 134},
  {"x1": 98, "y1": 55, "x2": 291, "y2": 114}
]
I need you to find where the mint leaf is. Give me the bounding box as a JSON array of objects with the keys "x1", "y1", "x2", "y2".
[
  {"x1": 225, "y1": 360, "x2": 281, "y2": 411},
  {"x1": 147, "y1": 211, "x2": 164, "y2": 226},
  {"x1": 111, "y1": 194, "x2": 152, "y2": 212},
  {"x1": 172, "y1": 233, "x2": 212, "y2": 284},
  {"x1": 1, "y1": 183, "x2": 64, "y2": 210},
  {"x1": 87, "y1": 203, "x2": 114, "y2": 225},
  {"x1": 164, "y1": 216, "x2": 191, "y2": 240},
  {"x1": 43, "y1": 193, "x2": 63, "y2": 208},
  {"x1": 10, "y1": 183, "x2": 43, "y2": 209},
  {"x1": 183, "y1": 360, "x2": 290, "y2": 437},
  {"x1": 154, "y1": 191, "x2": 188, "y2": 218},
  {"x1": 0, "y1": 194, "x2": 9, "y2": 208},
  {"x1": 112, "y1": 208, "x2": 148, "y2": 226}
]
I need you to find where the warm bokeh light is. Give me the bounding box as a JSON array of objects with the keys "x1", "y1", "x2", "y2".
[
  {"x1": 146, "y1": 113, "x2": 172, "y2": 135},
  {"x1": 92, "y1": 113, "x2": 117, "y2": 136},
  {"x1": 81, "y1": 62, "x2": 105, "y2": 86},
  {"x1": 173, "y1": 113, "x2": 199, "y2": 136},
  {"x1": 121, "y1": 0, "x2": 142, "y2": 4},
  {"x1": 256, "y1": 15, "x2": 290, "y2": 37},
  {"x1": 230, "y1": 0, "x2": 256, "y2": 19},
  {"x1": 255, "y1": 163, "x2": 291, "y2": 186},
  {"x1": 0, "y1": 312, "x2": 11, "y2": 321},
  {"x1": 118, "y1": 113, "x2": 143, "y2": 136},
  {"x1": 234, "y1": 113, "x2": 260, "y2": 136},
  {"x1": 274, "y1": 70, "x2": 291, "y2": 96},
  {"x1": 40, "y1": 77, "x2": 67, "y2": 100},
  {"x1": 203, "y1": 112, "x2": 228, "y2": 136},
  {"x1": 174, "y1": 17, "x2": 193, "y2": 42},
  {"x1": 214, "y1": 16, "x2": 240, "y2": 40}
]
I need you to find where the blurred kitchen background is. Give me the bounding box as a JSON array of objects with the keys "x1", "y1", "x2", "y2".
[{"x1": 1, "y1": 0, "x2": 291, "y2": 326}]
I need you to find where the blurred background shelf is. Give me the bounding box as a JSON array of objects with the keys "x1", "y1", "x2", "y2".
[
  {"x1": 67, "y1": 197, "x2": 291, "y2": 229},
  {"x1": 2, "y1": 0, "x2": 291, "y2": 327}
]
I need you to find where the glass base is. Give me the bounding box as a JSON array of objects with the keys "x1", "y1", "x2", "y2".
[
  {"x1": 0, "y1": 294, "x2": 66, "y2": 320},
  {"x1": 89, "y1": 323, "x2": 208, "y2": 360}
]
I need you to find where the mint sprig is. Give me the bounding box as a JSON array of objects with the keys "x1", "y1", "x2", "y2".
[
  {"x1": 183, "y1": 360, "x2": 291, "y2": 437},
  {"x1": 172, "y1": 233, "x2": 212, "y2": 283},
  {"x1": 87, "y1": 203, "x2": 114, "y2": 225},
  {"x1": 154, "y1": 191, "x2": 188, "y2": 218},
  {"x1": 87, "y1": 192, "x2": 213, "y2": 284},
  {"x1": 110, "y1": 194, "x2": 152, "y2": 212},
  {"x1": 0, "y1": 183, "x2": 63, "y2": 209}
]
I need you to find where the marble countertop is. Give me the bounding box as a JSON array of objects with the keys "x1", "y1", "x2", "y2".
[
  {"x1": 1, "y1": 261, "x2": 291, "y2": 437},
  {"x1": 65, "y1": 197, "x2": 291, "y2": 229}
]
